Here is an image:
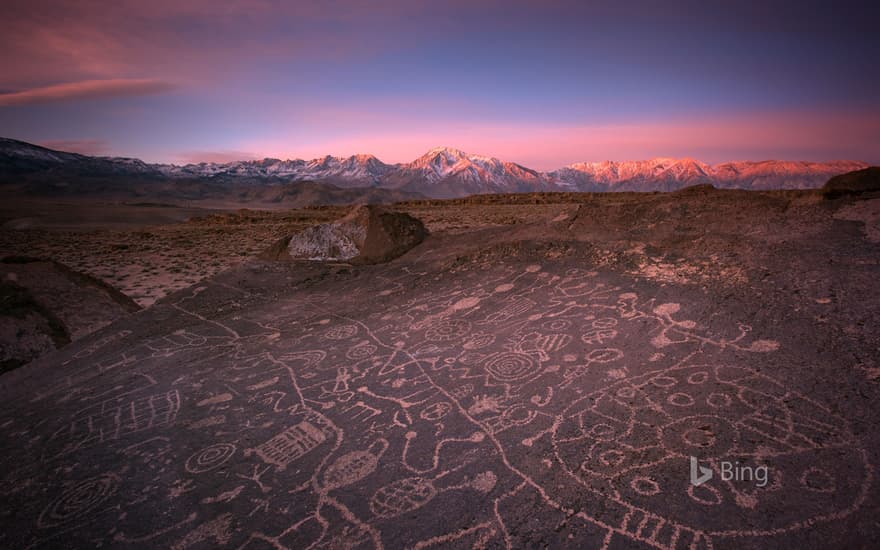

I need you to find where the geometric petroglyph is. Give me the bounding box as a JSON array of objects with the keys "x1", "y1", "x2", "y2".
[
  {"x1": 185, "y1": 443, "x2": 237, "y2": 474},
  {"x1": 322, "y1": 439, "x2": 389, "y2": 491},
  {"x1": 50, "y1": 390, "x2": 181, "y2": 455},
  {"x1": 37, "y1": 473, "x2": 120, "y2": 529},
  {"x1": 370, "y1": 477, "x2": 437, "y2": 519},
  {"x1": 424, "y1": 319, "x2": 472, "y2": 342},
  {"x1": 551, "y1": 363, "x2": 871, "y2": 538},
  {"x1": 323, "y1": 324, "x2": 358, "y2": 340},
  {"x1": 245, "y1": 414, "x2": 334, "y2": 472},
  {"x1": 483, "y1": 352, "x2": 537, "y2": 383}
]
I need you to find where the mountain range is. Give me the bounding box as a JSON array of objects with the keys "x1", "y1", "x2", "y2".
[{"x1": 0, "y1": 137, "x2": 869, "y2": 202}]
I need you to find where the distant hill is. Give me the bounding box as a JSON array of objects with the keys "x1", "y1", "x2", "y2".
[{"x1": 0, "y1": 137, "x2": 869, "y2": 201}]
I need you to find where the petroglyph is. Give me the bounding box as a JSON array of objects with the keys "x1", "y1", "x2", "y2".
[
  {"x1": 1, "y1": 252, "x2": 874, "y2": 549},
  {"x1": 245, "y1": 414, "x2": 334, "y2": 471},
  {"x1": 37, "y1": 473, "x2": 120, "y2": 529},
  {"x1": 185, "y1": 443, "x2": 237, "y2": 474},
  {"x1": 49, "y1": 389, "x2": 180, "y2": 455},
  {"x1": 322, "y1": 439, "x2": 389, "y2": 490}
]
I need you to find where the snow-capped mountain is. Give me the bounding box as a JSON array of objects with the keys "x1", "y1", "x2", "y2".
[
  {"x1": 383, "y1": 147, "x2": 552, "y2": 198},
  {"x1": 0, "y1": 137, "x2": 870, "y2": 199},
  {"x1": 547, "y1": 158, "x2": 868, "y2": 192},
  {"x1": 158, "y1": 154, "x2": 395, "y2": 187}
]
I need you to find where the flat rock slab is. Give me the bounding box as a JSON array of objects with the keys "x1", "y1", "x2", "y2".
[{"x1": 0, "y1": 235, "x2": 877, "y2": 549}]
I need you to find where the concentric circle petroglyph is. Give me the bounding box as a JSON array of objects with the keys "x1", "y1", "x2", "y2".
[
  {"x1": 185, "y1": 443, "x2": 237, "y2": 474},
  {"x1": 346, "y1": 342, "x2": 377, "y2": 360},
  {"x1": 483, "y1": 352, "x2": 536, "y2": 382},
  {"x1": 38, "y1": 473, "x2": 120, "y2": 529}
]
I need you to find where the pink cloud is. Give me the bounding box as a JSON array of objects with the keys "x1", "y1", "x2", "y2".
[{"x1": 0, "y1": 79, "x2": 174, "y2": 106}]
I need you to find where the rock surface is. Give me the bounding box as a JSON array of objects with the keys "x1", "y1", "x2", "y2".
[
  {"x1": 1, "y1": 190, "x2": 879, "y2": 548},
  {"x1": 0, "y1": 257, "x2": 139, "y2": 372},
  {"x1": 822, "y1": 166, "x2": 880, "y2": 199},
  {"x1": 265, "y1": 205, "x2": 427, "y2": 264}
]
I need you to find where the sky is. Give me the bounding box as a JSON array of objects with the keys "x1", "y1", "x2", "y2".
[{"x1": 1, "y1": 0, "x2": 878, "y2": 170}]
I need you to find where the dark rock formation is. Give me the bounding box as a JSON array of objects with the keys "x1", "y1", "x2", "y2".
[
  {"x1": 0, "y1": 257, "x2": 139, "y2": 373},
  {"x1": 263, "y1": 205, "x2": 427, "y2": 264},
  {"x1": 822, "y1": 166, "x2": 880, "y2": 199}
]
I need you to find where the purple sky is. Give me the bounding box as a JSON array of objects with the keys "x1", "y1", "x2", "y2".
[{"x1": 1, "y1": 0, "x2": 878, "y2": 169}]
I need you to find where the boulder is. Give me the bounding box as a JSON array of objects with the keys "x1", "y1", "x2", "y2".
[
  {"x1": 822, "y1": 167, "x2": 880, "y2": 199},
  {"x1": 263, "y1": 205, "x2": 427, "y2": 264}
]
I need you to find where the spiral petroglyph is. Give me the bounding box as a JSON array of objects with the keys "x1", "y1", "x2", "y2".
[{"x1": 37, "y1": 473, "x2": 120, "y2": 529}]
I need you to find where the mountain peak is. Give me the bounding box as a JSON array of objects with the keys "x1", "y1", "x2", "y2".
[{"x1": 424, "y1": 146, "x2": 470, "y2": 158}]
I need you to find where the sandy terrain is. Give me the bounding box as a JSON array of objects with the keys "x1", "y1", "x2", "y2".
[
  {"x1": 0, "y1": 199, "x2": 570, "y2": 307},
  {"x1": 0, "y1": 186, "x2": 878, "y2": 548}
]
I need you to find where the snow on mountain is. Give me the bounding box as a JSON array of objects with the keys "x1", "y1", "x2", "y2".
[
  {"x1": 548, "y1": 158, "x2": 868, "y2": 192},
  {"x1": 156, "y1": 154, "x2": 394, "y2": 187},
  {"x1": 383, "y1": 147, "x2": 551, "y2": 198},
  {"x1": 0, "y1": 137, "x2": 870, "y2": 197}
]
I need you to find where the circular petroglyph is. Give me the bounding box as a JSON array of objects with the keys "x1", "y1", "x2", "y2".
[
  {"x1": 425, "y1": 319, "x2": 471, "y2": 342},
  {"x1": 38, "y1": 473, "x2": 120, "y2": 528},
  {"x1": 483, "y1": 352, "x2": 536, "y2": 383},
  {"x1": 542, "y1": 319, "x2": 572, "y2": 331},
  {"x1": 661, "y1": 415, "x2": 737, "y2": 456},
  {"x1": 548, "y1": 363, "x2": 871, "y2": 540},
  {"x1": 185, "y1": 443, "x2": 237, "y2": 474},
  {"x1": 324, "y1": 324, "x2": 358, "y2": 340},
  {"x1": 667, "y1": 392, "x2": 695, "y2": 407},
  {"x1": 370, "y1": 477, "x2": 437, "y2": 519},
  {"x1": 706, "y1": 392, "x2": 732, "y2": 408},
  {"x1": 346, "y1": 342, "x2": 377, "y2": 360},
  {"x1": 630, "y1": 476, "x2": 661, "y2": 496}
]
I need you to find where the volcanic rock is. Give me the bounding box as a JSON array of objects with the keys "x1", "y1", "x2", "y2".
[
  {"x1": 263, "y1": 205, "x2": 427, "y2": 264},
  {"x1": 822, "y1": 166, "x2": 880, "y2": 199}
]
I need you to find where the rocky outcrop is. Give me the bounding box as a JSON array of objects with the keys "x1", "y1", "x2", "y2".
[
  {"x1": 263, "y1": 205, "x2": 427, "y2": 264},
  {"x1": 822, "y1": 166, "x2": 880, "y2": 199},
  {"x1": 0, "y1": 257, "x2": 140, "y2": 373}
]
